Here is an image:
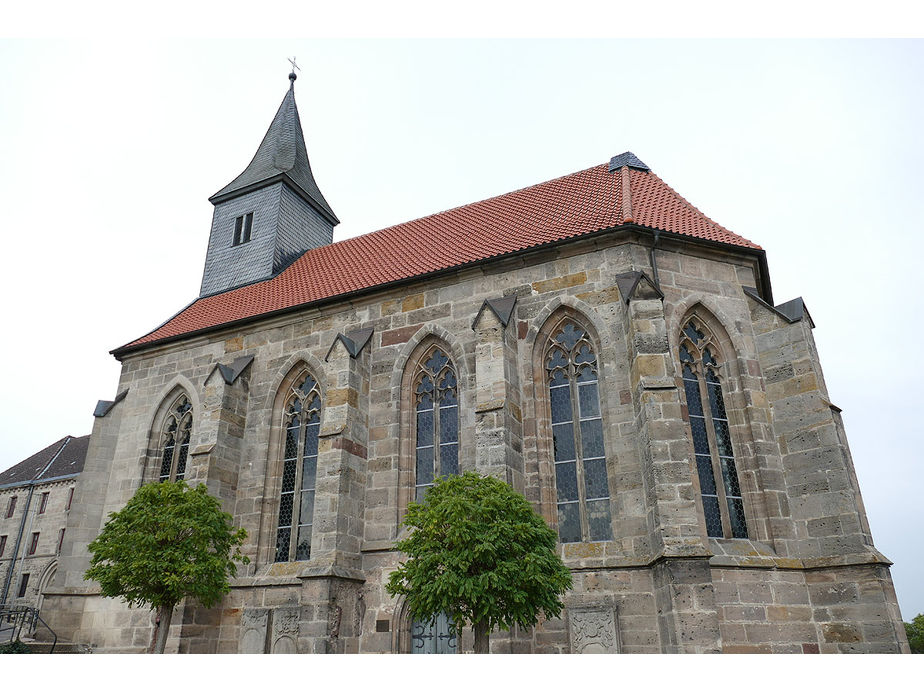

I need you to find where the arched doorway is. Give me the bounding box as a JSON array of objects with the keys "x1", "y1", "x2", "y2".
[{"x1": 36, "y1": 561, "x2": 57, "y2": 614}]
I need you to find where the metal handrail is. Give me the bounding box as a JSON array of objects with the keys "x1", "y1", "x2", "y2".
[{"x1": 0, "y1": 604, "x2": 58, "y2": 653}]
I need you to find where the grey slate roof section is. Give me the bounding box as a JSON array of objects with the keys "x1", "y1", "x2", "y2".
[
  {"x1": 209, "y1": 83, "x2": 339, "y2": 226},
  {"x1": 0, "y1": 435, "x2": 89, "y2": 489},
  {"x1": 608, "y1": 151, "x2": 650, "y2": 172},
  {"x1": 325, "y1": 328, "x2": 374, "y2": 361},
  {"x1": 216, "y1": 355, "x2": 255, "y2": 384},
  {"x1": 613, "y1": 271, "x2": 663, "y2": 303},
  {"x1": 471, "y1": 296, "x2": 518, "y2": 329},
  {"x1": 774, "y1": 297, "x2": 814, "y2": 327},
  {"x1": 743, "y1": 288, "x2": 815, "y2": 328},
  {"x1": 93, "y1": 389, "x2": 129, "y2": 418}
]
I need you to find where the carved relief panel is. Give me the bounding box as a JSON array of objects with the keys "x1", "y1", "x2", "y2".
[
  {"x1": 271, "y1": 606, "x2": 300, "y2": 654},
  {"x1": 239, "y1": 608, "x2": 269, "y2": 654},
  {"x1": 567, "y1": 607, "x2": 619, "y2": 653}
]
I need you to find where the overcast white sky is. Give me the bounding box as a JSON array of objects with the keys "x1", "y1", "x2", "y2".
[{"x1": 1, "y1": 16, "x2": 922, "y2": 624}]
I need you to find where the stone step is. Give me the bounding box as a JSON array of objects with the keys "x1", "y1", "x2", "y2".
[{"x1": 20, "y1": 639, "x2": 92, "y2": 654}]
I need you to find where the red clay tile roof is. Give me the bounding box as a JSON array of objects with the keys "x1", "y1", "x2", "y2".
[{"x1": 118, "y1": 161, "x2": 760, "y2": 354}]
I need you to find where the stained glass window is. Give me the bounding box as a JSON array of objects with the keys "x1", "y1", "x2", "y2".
[
  {"x1": 414, "y1": 348, "x2": 459, "y2": 502},
  {"x1": 158, "y1": 395, "x2": 192, "y2": 482},
  {"x1": 275, "y1": 372, "x2": 322, "y2": 562},
  {"x1": 546, "y1": 322, "x2": 612, "y2": 543},
  {"x1": 679, "y1": 319, "x2": 748, "y2": 539}
]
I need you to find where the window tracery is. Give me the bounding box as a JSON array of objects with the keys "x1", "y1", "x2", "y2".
[
  {"x1": 678, "y1": 318, "x2": 747, "y2": 539},
  {"x1": 275, "y1": 372, "x2": 322, "y2": 562},
  {"x1": 545, "y1": 321, "x2": 612, "y2": 543},
  {"x1": 413, "y1": 348, "x2": 459, "y2": 502},
  {"x1": 158, "y1": 395, "x2": 192, "y2": 482}
]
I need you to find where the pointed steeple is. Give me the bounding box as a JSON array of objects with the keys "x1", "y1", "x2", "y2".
[
  {"x1": 209, "y1": 75, "x2": 338, "y2": 225},
  {"x1": 199, "y1": 72, "x2": 339, "y2": 297}
]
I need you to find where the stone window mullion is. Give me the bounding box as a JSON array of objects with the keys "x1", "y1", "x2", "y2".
[
  {"x1": 288, "y1": 411, "x2": 307, "y2": 562},
  {"x1": 546, "y1": 322, "x2": 612, "y2": 544},
  {"x1": 157, "y1": 395, "x2": 193, "y2": 483},
  {"x1": 275, "y1": 373, "x2": 322, "y2": 563},
  {"x1": 413, "y1": 349, "x2": 458, "y2": 502},
  {"x1": 696, "y1": 355, "x2": 734, "y2": 536},
  {"x1": 679, "y1": 319, "x2": 748, "y2": 540},
  {"x1": 568, "y1": 358, "x2": 590, "y2": 542},
  {"x1": 175, "y1": 413, "x2": 191, "y2": 481}
]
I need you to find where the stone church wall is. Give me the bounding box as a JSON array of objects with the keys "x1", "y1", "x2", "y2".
[{"x1": 41, "y1": 233, "x2": 908, "y2": 653}]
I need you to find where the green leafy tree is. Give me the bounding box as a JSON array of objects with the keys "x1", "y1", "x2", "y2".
[
  {"x1": 906, "y1": 613, "x2": 924, "y2": 654},
  {"x1": 85, "y1": 481, "x2": 248, "y2": 653},
  {"x1": 386, "y1": 472, "x2": 572, "y2": 653}
]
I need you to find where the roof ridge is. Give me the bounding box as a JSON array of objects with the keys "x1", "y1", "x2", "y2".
[
  {"x1": 115, "y1": 156, "x2": 763, "y2": 354},
  {"x1": 620, "y1": 166, "x2": 634, "y2": 223}
]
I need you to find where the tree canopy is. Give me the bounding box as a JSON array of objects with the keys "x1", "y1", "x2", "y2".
[
  {"x1": 85, "y1": 481, "x2": 248, "y2": 652},
  {"x1": 385, "y1": 472, "x2": 572, "y2": 653},
  {"x1": 905, "y1": 613, "x2": 924, "y2": 654}
]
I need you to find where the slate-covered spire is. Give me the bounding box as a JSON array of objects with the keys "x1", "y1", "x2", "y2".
[
  {"x1": 199, "y1": 72, "x2": 339, "y2": 297},
  {"x1": 209, "y1": 74, "x2": 338, "y2": 225}
]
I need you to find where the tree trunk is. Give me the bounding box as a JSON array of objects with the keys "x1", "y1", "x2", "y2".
[
  {"x1": 150, "y1": 604, "x2": 174, "y2": 654},
  {"x1": 473, "y1": 620, "x2": 490, "y2": 654}
]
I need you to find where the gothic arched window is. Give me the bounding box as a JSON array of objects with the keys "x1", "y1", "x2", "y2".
[
  {"x1": 158, "y1": 395, "x2": 192, "y2": 482},
  {"x1": 546, "y1": 322, "x2": 612, "y2": 543},
  {"x1": 679, "y1": 319, "x2": 748, "y2": 539},
  {"x1": 275, "y1": 372, "x2": 322, "y2": 562},
  {"x1": 413, "y1": 348, "x2": 459, "y2": 502}
]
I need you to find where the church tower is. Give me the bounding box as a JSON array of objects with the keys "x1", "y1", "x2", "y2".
[{"x1": 199, "y1": 70, "x2": 339, "y2": 297}]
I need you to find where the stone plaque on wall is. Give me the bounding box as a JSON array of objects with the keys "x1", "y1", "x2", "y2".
[
  {"x1": 568, "y1": 607, "x2": 619, "y2": 654},
  {"x1": 271, "y1": 606, "x2": 300, "y2": 654},
  {"x1": 239, "y1": 608, "x2": 270, "y2": 654}
]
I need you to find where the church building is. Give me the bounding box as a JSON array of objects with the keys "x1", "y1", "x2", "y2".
[{"x1": 41, "y1": 70, "x2": 909, "y2": 653}]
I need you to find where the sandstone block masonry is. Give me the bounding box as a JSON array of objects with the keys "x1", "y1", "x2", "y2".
[
  {"x1": 1, "y1": 478, "x2": 78, "y2": 613},
  {"x1": 41, "y1": 233, "x2": 909, "y2": 653}
]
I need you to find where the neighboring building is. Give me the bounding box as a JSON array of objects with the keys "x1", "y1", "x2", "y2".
[
  {"x1": 0, "y1": 435, "x2": 87, "y2": 611},
  {"x1": 42, "y1": 71, "x2": 909, "y2": 653}
]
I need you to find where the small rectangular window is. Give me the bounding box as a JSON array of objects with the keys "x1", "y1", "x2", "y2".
[
  {"x1": 232, "y1": 212, "x2": 254, "y2": 246},
  {"x1": 38, "y1": 492, "x2": 49, "y2": 514},
  {"x1": 0, "y1": 535, "x2": 7, "y2": 556},
  {"x1": 28, "y1": 532, "x2": 39, "y2": 556},
  {"x1": 6, "y1": 496, "x2": 16, "y2": 518},
  {"x1": 57, "y1": 528, "x2": 66, "y2": 554},
  {"x1": 66, "y1": 487, "x2": 75, "y2": 511},
  {"x1": 242, "y1": 212, "x2": 253, "y2": 243},
  {"x1": 17, "y1": 573, "x2": 29, "y2": 599}
]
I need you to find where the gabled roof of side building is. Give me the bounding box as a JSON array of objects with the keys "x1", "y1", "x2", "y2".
[
  {"x1": 115, "y1": 154, "x2": 761, "y2": 357},
  {"x1": 0, "y1": 435, "x2": 89, "y2": 489}
]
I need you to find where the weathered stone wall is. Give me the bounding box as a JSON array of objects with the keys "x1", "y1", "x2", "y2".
[
  {"x1": 0, "y1": 478, "x2": 76, "y2": 610},
  {"x1": 712, "y1": 563, "x2": 907, "y2": 653},
  {"x1": 44, "y1": 233, "x2": 906, "y2": 653}
]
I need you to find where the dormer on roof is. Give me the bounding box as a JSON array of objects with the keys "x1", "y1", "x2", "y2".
[{"x1": 199, "y1": 70, "x2": 338, "y2": 297}]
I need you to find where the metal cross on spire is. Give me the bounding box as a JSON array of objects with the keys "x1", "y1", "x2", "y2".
[{"x1": 288, "y1": 56, "x2": 300, "y2": 84}]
